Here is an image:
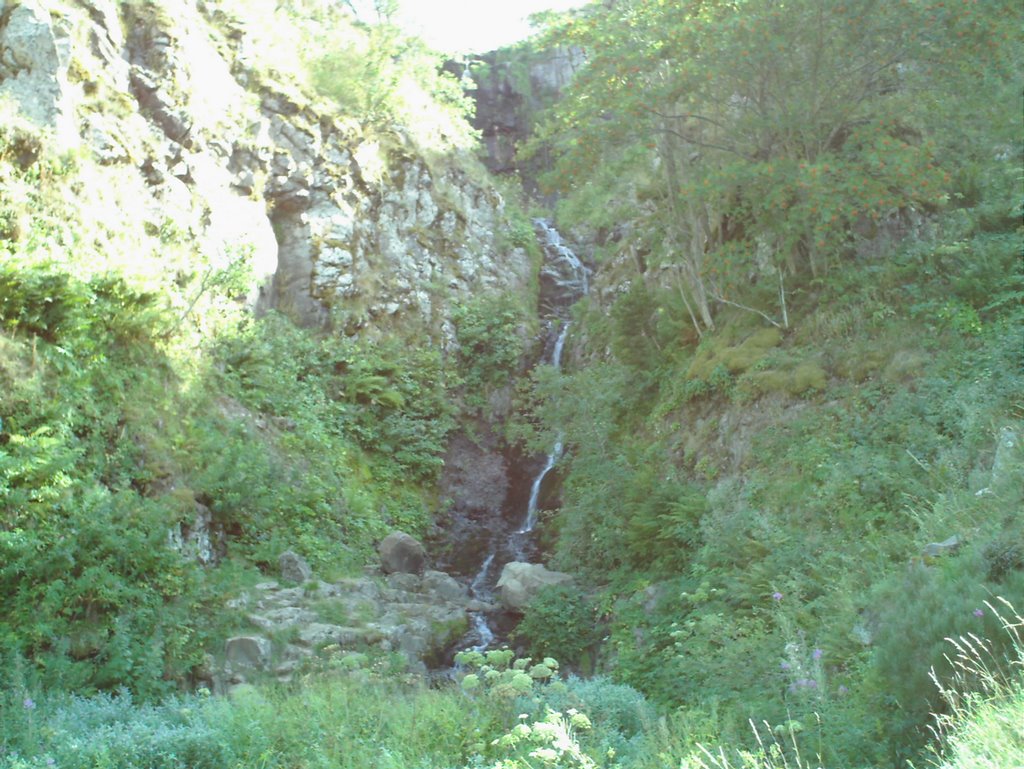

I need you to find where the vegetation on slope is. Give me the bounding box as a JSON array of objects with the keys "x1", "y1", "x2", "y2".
[
  {"x1": 1, "y1": 0, "x2": 1021, "y2": 766},
  {"x1": 1, "y1": 604, "x2": 1022, "y2": 767},
  {"x1": 503, "y1": 0, "x2": 1023, "y2": 766},
  {"x1": 0, "y1": 0, "x2": 532, "y2": 698}
]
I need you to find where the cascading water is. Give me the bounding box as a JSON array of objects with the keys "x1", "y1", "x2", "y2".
[
  {"x1": 467, "y1": 553, "x2": 496, "y2": 651},
  {"x1": 461, "y1": 219, "x2": 589, "y2": 652},
  {"x1": 518, "y1": 322, "x2": 569, "y2": 537}
]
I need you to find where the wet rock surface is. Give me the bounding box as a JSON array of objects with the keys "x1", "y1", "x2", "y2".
[{"x1": 208, "y1": 564, "x2": 493, "y2": 690}]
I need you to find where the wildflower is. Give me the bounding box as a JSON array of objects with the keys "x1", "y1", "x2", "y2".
[
  {"x1": 812, "y1": 648, "x2": 823, "y2": 660},
  {"x1": 22, "y1": 698, "x2": 35, "y2": 710},
  {"x1": 838, "y1": 685, "x2": 849, "y2": 695},
  {"x1": 780, "y1": 661, "x2": 791, "y2": 670},
  {"x1": 973, "y1": 608, "x2": 984, "y2": 618},
  {"x1": 772, "y1": 591, "x2": 783, "y2": 601}
]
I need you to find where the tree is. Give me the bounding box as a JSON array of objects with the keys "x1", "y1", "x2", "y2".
[{"x1": 530, "y1": 0, "x2": 1022, "y2": 335}]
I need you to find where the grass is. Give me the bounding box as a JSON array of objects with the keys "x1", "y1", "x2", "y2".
[
  {"x1": 926, "y1": 598, "x2": 1024, "y2": 769},
  {"x1": 2, "y1": 607, "x2": 1021, "y2": 769}
]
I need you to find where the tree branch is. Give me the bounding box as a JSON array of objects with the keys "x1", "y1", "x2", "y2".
[
  {"x1": 708, "y1": 285, "x2": 786, "y2": 329},
  {"x1": 654, "y1": 126, "x2": 755, "y2": 160}
]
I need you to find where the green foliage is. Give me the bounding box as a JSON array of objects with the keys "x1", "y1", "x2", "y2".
[
  {"x1": 608, "y1": 281, "x2": 665, "y2": 372},
  {"x1": 927, "y1": 600, "x2": 1024, "y2": 769},
  {"x1": 866, "y1": 553, "x2": 1024, "y2": 764},
  {"x1": 452, "y1": 295, "x2": 527, "y2": 409},
  {"x1": 514, "y1": 586, "x2": 600, "y2": 668},
  {"x1": 0, "y1": 263, "x2": 205, "y2": 695},
  {"x1": 217, "y1": 312, "x2": 455, "y2": 486},
  {"x1": 531, "y1": 0, "x2": 1022, "y2": 332},
  {"x1": 0, "y1": 488, "x2": 202, "y2": 697},
  {"x1": 0, "y1": 261, "x2": 165, "y2": 346},
  {"x1": 211, "y1": 0, "x2": 477, "y2": 151},
  {"x1": 1, "y1": 610, "x2": 1020, "y2": 768},
  {"x1": 518, "y1": 130, "x2": 1023, "y2": 765},
  {"x1": 620, "y1": 469, "x2": 706, "y2": 575}
]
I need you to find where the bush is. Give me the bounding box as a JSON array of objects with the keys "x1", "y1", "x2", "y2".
[
  {"x1": 452, "y1": 294, "x2": 526, "y2": 405},
  {"x1": 513, "y1": 585, "x2": 600, "y2": 669},
  {"x1": 0, "y1": 489, "x2": 202, "y2": 697},
  {"x1": 867, "y1": 549, "x2": 1024, "y2": 765}
]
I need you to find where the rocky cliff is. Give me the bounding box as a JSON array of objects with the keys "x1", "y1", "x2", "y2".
[
  {"x1": 0, "y1": 0, "x2": 532, "y2": 336},
  {"x1": 467, "y1": 44, "x2": 582, "y2": 189}
]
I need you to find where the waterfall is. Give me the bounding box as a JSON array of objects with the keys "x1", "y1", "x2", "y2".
[
  {"x1": 461, "y1": 220, "x2": 588, "y2": 652},
  {"x1": 467, "y1": 552, "x2": 496, "y2": 651},
  {"x1": 534, "y1": 218, "x2": 589, "y2": 314},
  {"x1": 519, "y1": 322, "x2": 570, "y2": 535}
]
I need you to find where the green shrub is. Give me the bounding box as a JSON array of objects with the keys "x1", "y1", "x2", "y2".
[
  {"x1": 867, "y1": 550, "x2": 1024, "y2": 765},
  {"x1": 513, "y1": 585, "x2": 600, "y2": 668},
  {"x1": 557, "y1": 676, "x2": 654, "y2": 739},
  {"x1": 0, "y1": 489, "x2": 202, "y2": 697},
  {"x1": 452, "y1": 294, "x2": 526, "y2": 406},
  {"x1": 621, "y1": 469, "x2": 706, "y2": 574}
]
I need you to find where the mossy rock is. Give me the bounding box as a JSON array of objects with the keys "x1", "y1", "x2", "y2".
[
  {"x1": 737, "y1": 361, "x2": 827, "y2": 399},
  {"x1": 430, "y1": 612, "x2": 470, "y2": 645},
  {"x1": 882, "y1": 350, "x2": 930, "y2": 383},
  {"x1": 687, "y1": 326, "x2": 783, "y2": 380},
  {"x1": 790, "y1": 362, "x2": 827, "y2": 393}
]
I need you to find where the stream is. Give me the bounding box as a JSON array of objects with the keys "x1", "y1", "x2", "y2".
[{"x1": 461, "y1": 219, "x2": 589, "y2": 652}]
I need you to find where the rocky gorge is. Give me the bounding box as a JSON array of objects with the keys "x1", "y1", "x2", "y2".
[
  {"x1": 0, "y1": 0, "x2": 593, "y2": 686},
  {"x1": 2, "y1": 1, "x2": 1021, "y2": 765}
]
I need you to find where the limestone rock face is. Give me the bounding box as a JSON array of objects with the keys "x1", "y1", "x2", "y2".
[
  {"x1": 0, "y1": 0, "x2": 76, "y2": 147},
  {"x1": 495, "y1": 562, "x2": 573, "y2": 611},
  {"x1": 379, "y1": 531, "x2": 426, "y2": 575},
  {"x1": 0, "y1": 0, "x2": 530, "y2": 332},
  {"x1": 278, "y1": 550, "x2": 313, "y2": 584}
]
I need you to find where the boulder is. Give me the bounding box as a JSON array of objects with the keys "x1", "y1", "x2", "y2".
[
  {"x1": 278, "y1": 549, "x2": 313, "y2": 583},
  {"x1": 224, "y1": 636, "x2": 271, "y2": 671},
  {"x1": 422, "y1": 570, "x2": 469, "y2": 603},
  {"x1": 495, "y1": 562, "x2": 573, "y2": 611},
  {"x1": 922, "y1": 535, "x2": 961, "y2": 560},
  {"x1": 296, "y1": 623, "x2": 344, "y2": 648},
  {"x1": 379, "y1": 531, "x2": 426, "y2": 575}
]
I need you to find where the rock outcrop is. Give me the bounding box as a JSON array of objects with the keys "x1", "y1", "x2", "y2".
[
  {"x1": 278, "y1": 550, "x2": 313, "y2": 584},
  {"x1": 212, "y1": 566, "x2": 491, "y2": 688},
  {"x1": 439, "y1": 431, "x2": 510, "y2": 519},
  {"x1": 0, "y1": 0, "x2": 76, "y2": 147},
  {"x1": 167, "y1": 501, "x2": 224, "y2": 566},
  {"x1": 495, "y1": 561, "x2": 573, "y2": 611},
  {"x1": 469, "y1": 46, "x2": 583, "y2": 184},
  {"x1": 379, "y1": 531, "x2": 427, "y2": 575},
  {"x1": 0, "y1": 0, "x2": 531, "y2": 335}
]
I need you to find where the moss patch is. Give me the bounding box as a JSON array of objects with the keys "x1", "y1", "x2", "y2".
[
  {"x1": 686, "y1": 326, "x2": 783, "y2": 381},
  {"x1": 736, "y1": 360, "x2": 827, "y2": 399}
]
